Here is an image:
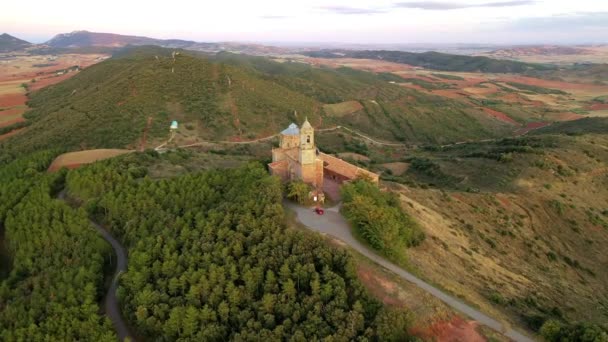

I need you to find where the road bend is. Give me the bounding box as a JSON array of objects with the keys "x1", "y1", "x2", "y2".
[
  {"x1": 58, "y1": 190, "x2": 133, "y2": 341},
  {"x1": 285, "y1": 201, "x2": 534, "y2": 342}
]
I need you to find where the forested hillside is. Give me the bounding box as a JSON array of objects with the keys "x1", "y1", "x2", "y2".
[
  {"x1": 64, "y1": 155, "x2": 413, "y2": 340},
  {"x1": 0, "y1": 47, "x2": 510, "y2": 156},
  {"x1": 303, "y1": 50, "x2": 554, "y2": 73},
  {"x1": 0, "y1": 151, "x2": 115, "y2": 341}
]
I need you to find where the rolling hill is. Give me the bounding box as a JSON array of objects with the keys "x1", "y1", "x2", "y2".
[
  {"x1": 304, "y1": 50, "x2": 555, "y2": 73},
  {"x1": 369, "y1": 122, "x2": 608, "y2": 334},
  {"x1": 0, "y1": 47, "x2": 513, "y2": 156},
  {"x1": 0, "y1": 33, "x2": 31, "y2": 52},
  {"x1": 42, "y1": 30, "x2": 288, "y2": 55},
  {"x1": 46, "y1": 30, "x2": 197, "y2": 48}
]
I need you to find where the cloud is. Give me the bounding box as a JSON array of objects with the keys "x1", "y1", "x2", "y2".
[
  {"x1": 318, "y1": 6, "x2": 387, "y2": 15},
  {"x1": 259, "y1": 15, "x2": 291, "y2": 20},
  {"x1": 394, "y1": 1, "x2": 536, "y2": 10},
  {"x1": 506, "y1": 12, "x2": 608, "y2": 31}
]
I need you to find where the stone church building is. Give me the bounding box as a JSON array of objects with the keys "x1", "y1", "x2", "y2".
[{"x1": 268, "y1": 118, "x2": 379, "y2": 201}]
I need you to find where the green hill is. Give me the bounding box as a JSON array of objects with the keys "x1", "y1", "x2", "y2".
[
  {"x1": 304, "y1": 50, "x2": 555, "y2": 73},
  {"x1": 1, "y1": 47, "x2": 512, "y2": 156}
]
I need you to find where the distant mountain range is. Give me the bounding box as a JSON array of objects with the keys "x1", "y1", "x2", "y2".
[
  {"x1": 0, "y1": 33, "x2": 32, "y2": 52},
  {"x1": 0, "y1": 30, "x2": 289, "y2": 55},
  {"x1": 45, "y1": 30, "x2": 196, "y2": 48}
]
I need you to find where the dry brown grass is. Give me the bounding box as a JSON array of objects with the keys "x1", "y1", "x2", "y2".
[
  {"x1": 381, "y1": 162, "x2": 409, "y2": 176},
  {"x1": 336, "y1": 152, "x2": 370, "y2": 162},
  {"x1": 323, "y1": 100, "x2": 363, "y2": 117},
  {"x1": 48, "y1": 149, "x2": 132, "y2": 172},
  {"x1": 394, "y1": 135, "x2": 608, "y2": 330}
]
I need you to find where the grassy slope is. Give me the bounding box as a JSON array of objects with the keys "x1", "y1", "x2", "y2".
[
  {"x1": 0, "y1": 48, "x2": 512, "y2": 156},
  {"x1": 374, "y1": 124, "x2": 608, "y2": 331}
]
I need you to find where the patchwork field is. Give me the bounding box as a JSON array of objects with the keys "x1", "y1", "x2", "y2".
[
  {"x1": 300, "y1": 56, "x2": 608, "y2": 134},
  {"x1": 479, "y1": 45, "x2": 608, "y2": 65},
  {"x1": 0, "y1": 53, "x2": 107, "y2": 139}
]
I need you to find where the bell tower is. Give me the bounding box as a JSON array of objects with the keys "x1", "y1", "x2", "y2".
[{"x1": 299, "y1": 117, "x2": 315, "y2": 165}]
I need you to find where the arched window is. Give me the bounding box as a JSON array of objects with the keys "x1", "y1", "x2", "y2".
[{"x1": 306, "y1": 135, "x2": 310, "y2": 143}]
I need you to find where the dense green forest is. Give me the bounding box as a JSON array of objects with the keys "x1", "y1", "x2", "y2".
[
  {"x1": 0, "y1": 151, "x2": 115, "y2": 341},
  {"x1": 303, "y1": 50, "x2": 554, "y2": 73},
  {"x1": 64, "y1": 154, "x2": 414, "y2": 340},
  {"x1": 341, "y1": 179, "x2": 424, "y2": 261},
  {"x1": 0, "y1": 47, "x2": 509, "y2": 156},
  {"x1": 532, "y1": 117, "x2": 608, "y2": 136}
]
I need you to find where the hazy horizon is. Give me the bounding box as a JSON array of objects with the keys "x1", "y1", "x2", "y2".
[{"x1": 3, "y1": 0, "x2": 608, "y2": 45}]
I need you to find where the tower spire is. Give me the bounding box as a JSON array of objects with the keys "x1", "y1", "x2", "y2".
[{"x1": 302, "y1": 116, "x2": 312, "y2": 129}]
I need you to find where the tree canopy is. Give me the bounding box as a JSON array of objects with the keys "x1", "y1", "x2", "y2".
[{"x1": 65, "y1": 155, "x2": 415, "y2": 340}]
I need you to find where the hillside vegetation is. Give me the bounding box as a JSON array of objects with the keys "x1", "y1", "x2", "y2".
[
  {"x1": 304, "y1": 50, "x2": 554, "y2": 73},
  {"x1": 375, "y1": 127, "x2": 608, "y2": 335},
  {"x1": 342, "y1": 179, "x2": 424, "y2": 261},
  {"x1": 0, "y1": 47, "x2": 511, "y2": 157},
  {"x1": 65, "y1": 155, "x2": 414, "y2": 340},
  {"x1": 0, "y1": 151, "x2": 115, "y2": 341}
]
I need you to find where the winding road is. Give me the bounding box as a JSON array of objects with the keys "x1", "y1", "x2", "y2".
[
  {"x1": 285, "y1": 202, "x2": 535, "y2": 342},
  {"x1": 58, "y1": 190, "x2": 133, "y2": 341}
]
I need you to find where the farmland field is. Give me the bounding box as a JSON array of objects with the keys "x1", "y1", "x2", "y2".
[
  {"x1": 299, "y1": 56, "x2": 608, "y2": 132},
  {"x1": 47, "y1": 148, "x2": 132, "y2": 172},
  {"x1": 0, "y1": 53, "x2": 107, "y2": 139}
]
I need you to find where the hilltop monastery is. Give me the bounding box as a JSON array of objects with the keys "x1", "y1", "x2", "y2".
[{"x1": 268, "y1": 118, "x2": 379, "y2": 201}]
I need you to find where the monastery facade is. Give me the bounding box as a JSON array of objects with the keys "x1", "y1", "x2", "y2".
[{"x1": 268, "y1": 118, "x2": 379, "y2": 201}]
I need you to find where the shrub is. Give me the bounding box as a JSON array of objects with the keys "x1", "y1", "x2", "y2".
[
  {"x1": 286, "y1": 180, "x2": 312, "y2": 205},
  {"x1": 540, "y1": 319, "x2": 608, "y2": 342},
  {"x1": 341, "y1": 179, "x2": 424, "y2": 259}
]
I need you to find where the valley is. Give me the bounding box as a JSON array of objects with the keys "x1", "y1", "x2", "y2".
[{"x1": 0, "y1": 30, "x2": 607, "y2": 341}]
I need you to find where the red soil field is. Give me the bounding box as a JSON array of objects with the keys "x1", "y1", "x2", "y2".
[
  {"x1": 0, "y1": 94, "x2": 27, "y2": 107},
  {"x1": 481, "y1": 107, "x2": 519, "y2": 125},
  {"x1": 589, "y1": 103, "x2": 608, "y2": 110},
  {"x1": 410, "y1": 316, "x2": 486, "y2": 342},
  {"x1": 514, "y1": 122, "x2": 551, "y2": 135},
  {"x1": 0, "y1": 108, "x2": 26, "y2": 117},
  {"x1": 0, "y1": 117, "x2": 25, "y2": 128}
]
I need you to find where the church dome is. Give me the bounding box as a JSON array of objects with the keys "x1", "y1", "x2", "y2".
[{"x1": 281, "y1": 123, "x2": 299, "y2": 136}]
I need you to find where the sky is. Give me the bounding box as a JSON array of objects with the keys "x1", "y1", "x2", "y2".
[{"x1": 2, "y1": 0, "x2": 608, "y2": 45}]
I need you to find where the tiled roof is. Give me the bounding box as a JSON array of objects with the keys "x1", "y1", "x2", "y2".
[
  {"x1": 319, "y1": 152, "x2": 378, "y2": 180},
  {"x1": 268, "y1": 160, "x2": 287, "y2": 169}
]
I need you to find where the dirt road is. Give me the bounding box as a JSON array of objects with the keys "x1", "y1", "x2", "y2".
[{"x1": 285, "y1": 201, "x2": 534, "y2": 342}]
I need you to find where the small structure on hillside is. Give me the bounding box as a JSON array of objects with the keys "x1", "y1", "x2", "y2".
[
  {"x1": 269, "y1": 118, "x2": 379, "y2": 202},
  {"x1": 170, "y1": 120, "x2": 178, "y2": 130}
]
